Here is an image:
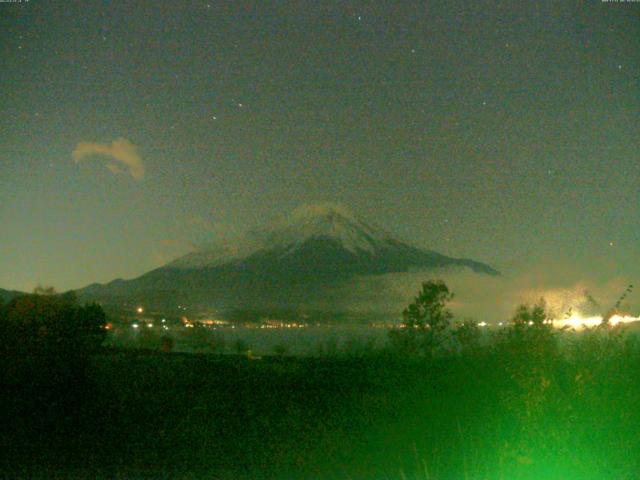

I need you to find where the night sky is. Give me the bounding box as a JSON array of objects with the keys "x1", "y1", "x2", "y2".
[{"x1": 1, "y1": 1, "x2": 639, "y2": 295}]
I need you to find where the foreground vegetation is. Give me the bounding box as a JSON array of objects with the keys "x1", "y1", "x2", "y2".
[{"x1": 1, "y1": 284, "x2": 640, "y2": 479}]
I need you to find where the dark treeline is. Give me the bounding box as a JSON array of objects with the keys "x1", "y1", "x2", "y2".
[
  {"x1": 0, "y1": 288, "x2": 106, "y2": 385},
  {"x1": 0, "y1": 288, "x2": 107, "y2": 478},
  {"x1": 1, "y1": 282, "x2": 639, "y2": 479}
]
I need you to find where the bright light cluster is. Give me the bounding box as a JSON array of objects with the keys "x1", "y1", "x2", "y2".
[{"x1": 552, "y1": 313, "x2": 640, "y2": 330}]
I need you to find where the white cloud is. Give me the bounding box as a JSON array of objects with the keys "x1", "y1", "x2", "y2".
[{"x1": 72, "y1": 138, "x2": 145, "y2": 180}]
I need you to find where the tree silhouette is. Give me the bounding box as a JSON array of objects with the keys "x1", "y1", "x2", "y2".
[
  {"x1": 511, "y1": 301, "x2": 548, "y2": 329},
  {"x1": 402, "y1": 280, "x2": 454, "y2": 331},
  {"x1": 498, "y1": 300, "x2": 557, "y2": 363},
  {"x1": 391, "y1": 280, "x2": 454, "y2": 356}
]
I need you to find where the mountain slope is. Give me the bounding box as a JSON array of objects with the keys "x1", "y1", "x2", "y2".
[{"x1": 77, "y1": 204, "x2": 499, "y2": 312}]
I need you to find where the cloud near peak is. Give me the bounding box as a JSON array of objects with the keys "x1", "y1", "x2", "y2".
[{"x1": 72, "y1": 138, "x2": 145, "y2": 180}]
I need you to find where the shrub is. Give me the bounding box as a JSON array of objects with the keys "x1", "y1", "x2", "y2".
[
  {"x1": 234, "y1": 338, "x2": 249, "y2": 355},
  {"x1": 452, "y1": 318, "x2": 481, "y2": 353},
  {"x1": 272, "y1": 343, "x2": 288, "y2": 357}
]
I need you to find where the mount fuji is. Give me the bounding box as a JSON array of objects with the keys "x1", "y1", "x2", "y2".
[{"x1": 77, "y1": 204, "x2": 498, "y2": 315}]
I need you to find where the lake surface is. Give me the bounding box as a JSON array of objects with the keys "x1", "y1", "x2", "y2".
[{"x1": 106, "y1": 323, "x2": 393, "y2": 356}]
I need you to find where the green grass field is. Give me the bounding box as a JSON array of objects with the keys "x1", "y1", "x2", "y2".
[{"x1": 3, "y1": 326, "x2": 640, "y2": 480}]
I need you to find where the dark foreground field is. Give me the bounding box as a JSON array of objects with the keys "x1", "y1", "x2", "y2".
[{"x1": 3, "y1": 328, "x2": 640, "y2": 480}]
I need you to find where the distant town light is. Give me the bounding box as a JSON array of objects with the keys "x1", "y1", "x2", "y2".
[
  {"x1": 136, "y1": 307, "x2": 144, "y2": 314},
  {"x1": 478, "y1": 321, "x2": 488, "y2": 327},
  {"x1": 132, "y1": 323, "x2": 139, "y2": 329},
  {"x1": 147, "y1": 323, "x2": 153, "y2": 328}
]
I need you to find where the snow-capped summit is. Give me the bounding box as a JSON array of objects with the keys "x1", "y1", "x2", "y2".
[
  {"x1": 256, "y1": 203, "x2": 393, "y2": 255},
  {"x1": 169, "y1": 203, "x2": 392, "y2": 269}
]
